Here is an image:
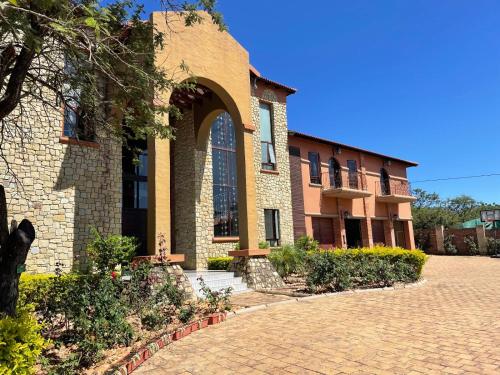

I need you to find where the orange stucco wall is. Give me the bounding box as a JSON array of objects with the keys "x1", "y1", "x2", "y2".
[{"x1": 288, "y1": 135, "x2": 416, "y2": 249}]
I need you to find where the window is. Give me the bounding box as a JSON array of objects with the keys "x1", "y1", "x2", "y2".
[
  {"x1": 62, "y1": 59, "x2": 95, "y2": 141},
  {"x1": 328, "y1": 158, "x2": 341, "y2": 188},
  {"x1": 347, "y1": 160, "x2": 358, "y2": 189},
  {"x1": 264, "y1": 209, "x2": 280, "y2": 247},
  {"x1": 259, "y1": 102, "x2": 276, "y2": 170},
  {"x1": 123, "y1": 150, "x2": 148, "y2": 209},
  {"x1": 380, "y1": 168, "x2": 390, "y2": 195},
  {"x1": 212, "y1": 112, "x2": 239, "y2": 237},
  {"x1": 308, "y1": 152, "x2": 321, "y2": 184}
]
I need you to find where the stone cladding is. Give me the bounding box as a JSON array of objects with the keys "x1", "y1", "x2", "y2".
[
  {"x1": 250, "y1": 89, "x2": 294, "y2": 247},
  {"x1": 1, "y1": 95, "x2": 121, "y2": 273}
]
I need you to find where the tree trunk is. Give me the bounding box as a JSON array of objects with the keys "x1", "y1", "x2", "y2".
[{"x1": 0, "y1": 186, "x2": 36, "y2": 317}]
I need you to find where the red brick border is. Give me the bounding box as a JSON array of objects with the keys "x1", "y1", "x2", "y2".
[{"x1": 111, "y1": 312, "x2": 227, "y2": 374}]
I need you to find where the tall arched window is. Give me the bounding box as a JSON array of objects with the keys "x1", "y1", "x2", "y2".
[
  {"x1": 212, "y1": 112, "x2": 239, "y2": 237},
  {"x1": 380, "y1": 168, "x2": 390, "y2": 195},
  {"x1": 328, "y1": 158, "x2": 342, "y2": 188}
]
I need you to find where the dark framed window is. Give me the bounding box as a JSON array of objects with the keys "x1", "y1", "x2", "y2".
[
  {"x1": 308, "y1": 152, "x2": 321, "y2": 184},
  {"x1": 347, "y1": 159, "x2": 358, "y2": 189},
  {"x1": 264, "y1": 209, "x2": 280, "y2": 247},
  {"x1": 62, "y1": 59, "x2": 95, "y2": 141},
  {"x1": 212, "y1": 112, "x2": 239, "y2": 237},
  {"x1": 380, "y1": 168, "x2": 390, "y2": 195},
  {"x1": 123, "y1": 151, "x2": 148, "y2": 209},
  {"x1": 259, "y1": 102, "x2": 276, "y2": 170},
  {"x1": 328, "y1": 158, "x2": 342, "y2": 188}
]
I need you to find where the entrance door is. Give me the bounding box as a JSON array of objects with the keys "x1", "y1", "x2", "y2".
[
  {"x1": 394, "y1": 221, "x2": 406, "y2": 248},
  {"x1": 345, "y1": 219, "x2": 362, "y2": 248},
  {"x1": 312, "y1": 217, "x2": 335, "y2": 248},
  {"x1": 371, "y1": 220, "x2": 386, "y2": 246}
]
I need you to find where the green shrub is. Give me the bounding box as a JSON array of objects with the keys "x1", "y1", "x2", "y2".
[
  {"x1": 18, "y1": 273, "x2": 80, "y2": 312},
  {"x1": 208, "y1": 256, "x2": 233, "y2": 271},
  {"x1": 443, "y1": 234, "x2": 458, "y2": 255},
  {"x1": 258, "y1": 241, "x2": 270, "y2": 249},
  {"x1": 179, "y1": 303, "x2": 196, "y2": 323},
  {"x1": 86, "y1": 227, "x2": 138, "y2": 273},
  {"x1": 305, "y1": 247, "x2": 427, "y2": 292},
  {"x1": 463, "y1": 236, "x2": 479, "y2": 255},
  {"x1": 268, "y1": 245, "x2": 306, "y2": 278},
  {"x1": 295, "y1": 236, "x2": 319, "y2": 252},
  {"x1": 197, "y1": 277, "x2": 232, "y2": 313},
  {"x1": 0, "y1": 308, "x2": 49, "y2": 374},
  {"x1": 486, "y1": 237, "x2": 500, "y2": 255},
  {"x1": 63, "y1": 275, "x2": 133, "y2": 366}
]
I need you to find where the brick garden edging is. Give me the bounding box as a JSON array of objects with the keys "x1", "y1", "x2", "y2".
[{"x1": 111, "y1": 312, "x2": 227, "y2": 374}]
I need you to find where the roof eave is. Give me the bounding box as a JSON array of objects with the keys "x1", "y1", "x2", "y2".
[{"x1": 288, "y1": 130, "x2": 418, "y2": 167}]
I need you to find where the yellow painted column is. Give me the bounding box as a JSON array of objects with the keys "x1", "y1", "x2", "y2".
[
  {"x1": 147, "y1": 136, "x2": 171, "y2": 255},
  {"x1": 236, "y1": 129, "x2": 259, "y2": 250}
]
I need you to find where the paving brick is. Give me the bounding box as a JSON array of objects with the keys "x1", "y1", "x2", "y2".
[{"x1": 135, "y1": 256, "x2": 500, "y2": 375}]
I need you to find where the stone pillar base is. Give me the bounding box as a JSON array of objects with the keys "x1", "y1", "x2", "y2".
[
  {"x1": 132, "y1": 258, "x2": 195, "y2": 301},
  {"x1": 230, "y1": 256, "x2": 285, "y2": 290}
]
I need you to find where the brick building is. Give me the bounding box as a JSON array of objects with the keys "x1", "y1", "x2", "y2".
[
  {"x1": 288, "y1": 132, "x2": 417, "y2": 249},
  {"x1": 2, "y1": 11, "x2": 417, "y2": 278}
]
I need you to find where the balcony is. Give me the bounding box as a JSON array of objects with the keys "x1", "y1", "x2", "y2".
[
  {"x1": 375, "y1": 180, "x2": 416, "y2": 203},
  {"x1": 320, "y1": 171, "x2": 372, "y2": 199}
]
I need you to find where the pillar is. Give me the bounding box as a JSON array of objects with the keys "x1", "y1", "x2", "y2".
[
  {"x1": 361, "y1": 217, "x2": 374, "y2": 248},
  {"x1": 404, "y1": 220, "x2": 416, "y2": 250},
  {"x1": 147, "y1": 136, "x2": 171, "y2": 256},
  {"x1": 476, "y1": 225, "x2": 487, "y2": 255},
  {"x1": 435, "y1": 225, "x2": 445, "y2": 254},
  {"x1": 235, "y1": 129, "x2": 259, "y2": 251},
  {"x1": 383, "y1": 220, "x2": 396, "y2": 247},
  {"x1": 333, "y1": 216, "x2": 347, "y2": 249}
]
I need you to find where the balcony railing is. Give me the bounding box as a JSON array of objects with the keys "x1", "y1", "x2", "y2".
[
  {"x1": 320, "y1": 170, "x2": 371, "y2": 198},
  {"x1": 375, "y1": 180, "x2": 416, "y2": 203}
]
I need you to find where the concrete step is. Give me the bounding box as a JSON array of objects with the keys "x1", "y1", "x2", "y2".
[{"x1": 185, "y1": 271, "x2": 250, "y2": 298}]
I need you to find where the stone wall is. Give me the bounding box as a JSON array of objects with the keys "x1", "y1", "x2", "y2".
[
  {"x1": 1, "y1": 96, "x2": 121, "y2": 274},
  {"x1": 251, "y1": 88, "x2": 294, "y2": 247},
  {"x1": 230, "y1": 256, "x2": 284, "y2": 289},
  {"x1": 172, "y1": 109, "x2": 236, "y2": 270}
]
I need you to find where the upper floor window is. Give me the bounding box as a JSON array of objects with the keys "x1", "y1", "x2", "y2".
[
  {"x1": 62, "y1": 59, "x2": 95, "y2": 141},
  {"x1": 308, "y1": 152, "x2": 321, "y2": 184},
  {"x1": 380, "y1": 168, "x2": 390, "y2": 195},
  {"x1": 347, "y1": 160, "x2": 358, "y2": 189},
  {"x1": 328, "y1": 158, "x2": 342, "y2": 188},
  {"x1": 259, "y1": 102, "x2": 276, "y2": 170},
  {"x1": 212, "y1": 112, "x2": 239, "y2": 237}
]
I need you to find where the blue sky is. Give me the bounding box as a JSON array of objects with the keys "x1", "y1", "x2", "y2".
[{"x1": 141, "y1": 0, "x2": 500, "y2": 203}]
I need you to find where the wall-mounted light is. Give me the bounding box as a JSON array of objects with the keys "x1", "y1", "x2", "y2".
[
  {"x1": 344, "y1": 210, "x2": 350, "y2": 219},
  {"x1": 335, "y1": 146, "x2": 342, "y2": 155},
  {"x1": 392, "y1": 214, "x2": 399, "y2": 220},
  {"x1": 384, "y1": 159, "x2": 392, "y2": 166}
]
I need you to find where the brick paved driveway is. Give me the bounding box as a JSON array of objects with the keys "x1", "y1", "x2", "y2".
[{"x1": 136, "y1": 256, "x2": 500, "y2": 375}]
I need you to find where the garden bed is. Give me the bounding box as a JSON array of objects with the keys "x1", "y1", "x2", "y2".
[{"x1": 267, "y1": 237, "x2": 428, "y2": 294}]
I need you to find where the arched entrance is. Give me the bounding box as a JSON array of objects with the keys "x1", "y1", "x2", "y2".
[{"x1": 154, "y1": 81, "x2": 258, "y2": 269}]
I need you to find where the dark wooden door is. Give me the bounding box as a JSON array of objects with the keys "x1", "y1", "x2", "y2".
[
  {"x1": 372, "y1": 220, "x2": 386, "y2": 246},
  {"x1": 312, "y1": 217, "x2": 335, "y2": 248},
  {"x1": 394, "y1": 221, "x2": 406, "y2": 248},
  {"x1": 345, "y1": 219, "x2": 362, "y2": 248}
]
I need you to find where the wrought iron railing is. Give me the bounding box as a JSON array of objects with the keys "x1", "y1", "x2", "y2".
[
  {"x1": 375, "y1": 180, "x2": 413, "y2": 196},
  {"x1": 321, "y1": 170, "x2": 367, "y2": 191}
]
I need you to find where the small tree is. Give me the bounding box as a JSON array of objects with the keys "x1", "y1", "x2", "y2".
[
  {"x1": 0, "y1": 186, "x2": 35, "y2": 316},
  {"x1": 0, "y1": 0, "x2": 224, "y2": 316}
]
